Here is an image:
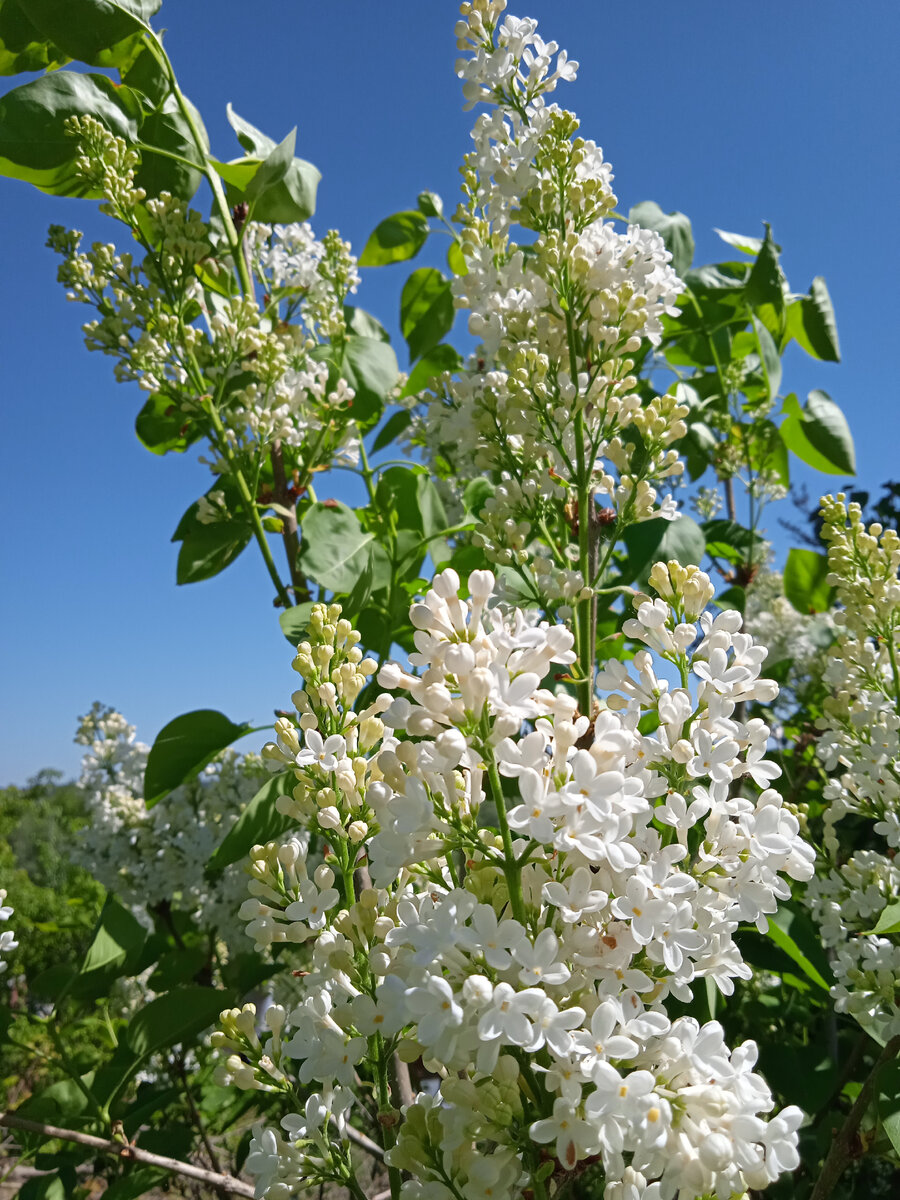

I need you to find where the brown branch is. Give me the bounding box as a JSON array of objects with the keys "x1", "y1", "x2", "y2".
[
  {"x1": 270, "y1": 439, "x2": 308, "y2": 601},
  {"x1": 338, "y1": 1120, "x2": 385, "y2": 1160},
  {"x1": 392, "y1": 1055, "x2": 415, "y2": 1111},
  {"x1": 809, "y1": 1033, "x2": 900, "y2": 1200},
  {"x1": 0, "y1": 1112, "x2": 255, "y2": 1198}
]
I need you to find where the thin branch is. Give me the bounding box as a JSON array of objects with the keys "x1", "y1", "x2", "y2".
[
  {"x1": 392, "y1": 1055, "x2": 415, "y2": 1111},
  {"x1": 0, "y1": 1112, "x2": 255, "y2": 1199},
  {"x1": 338, "y1": 1119, "x2": 385, "y2": 1161},
  {"x1": 809, "y1": 1033, "x2": 900, "y2": 1200}
]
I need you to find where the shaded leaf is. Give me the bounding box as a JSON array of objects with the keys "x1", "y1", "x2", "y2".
[
  {"x1": 623, "y1": 516, "x2": 706, "y2": 585},
  {"x1": 784, "y1": 548, "x2": 832, "y2": 614},
  {"x1": 359, "y1": 210, "x2": 428, "y2": 266},
  {"x1": 400, "y1": 342, "x2": 461, "y2": 398},
  {"x1": 175, "y1": 521, "x2": 252, "y2": 585},
  {"x1": 373, "y1": 409, "x2": 412, "y2": 452},
  {"x1": 144, "y1": 709, "x2": 254, "y2": 807},
  {"x1": 299, "y1": 502, "x2": 373, "y2": 593},
  {"x1": 127, "y1": 986, "x2": 225, "y2": 1057},
  {"x1": 745, "y1": 224, "x2": 785, "y2": 314},
  {"x1": 400, "y1": 267, "x2": 454, "y2": 363},
  {"x1": 279, "y1": 601, "x2": 315, "y2": 646},
  {"x1": 629, "y1": 200, "x2": 694, "y2": 276},
  {"x1": 0, "y1": 71, "x2": 140, "y2": 195},
  {"x1": 208, "y1": 773, "x2": 295, "y2": 872},
  {"x1": 24, "y1": 0, "x2": 159, "y2": 67}
]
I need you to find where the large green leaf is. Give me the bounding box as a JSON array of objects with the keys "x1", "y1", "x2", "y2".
[
  {"x1": 866, "y1": 900, "x2": 900, "y2": 936},
  {"x1": 628, "y1": 200, "x2": 694, "y2": 277},
  {"x1": 400, "y1": 267, "x2": 454, "y2": 363},
  {"x1": 788, "y1": 276, "x2": 840, "y2": 362},
  {"x1": 372, "y1": 409, "x2": 412, "y2": 452},
  {"x1": 765, "y1": 904, "x2": 832, "y2": 991},
  {"x1": 802, "y1": 389, "x2": 855, "y2": 474},
  {"x1": 299, "y1": 502, "x2": 374, "y2": 593},
  {"x1": 144, "y1": 709, "x2": 255, "y2": 807},
  {"x1": 174, "y1": 521, "x2": 252, "y2": 584},
  {"x1": 223, "y1": 104, "x2": 319, "y2": 222},
  {"x1": 376, "y1": 466, "x2": 448, "y2": 541},
  {"x1": 127, "y1": 986, "x2": 225, "y2": 1057},
  {"x1": 0, "y1": 71, "x2": 140, "y2": 195},
  {"x1": 780, "y1": 391, "x2": 855, "y2": 475},
  {"x1": 783, "y1": 548, "x2": 832, "y2": 614},
  {"x1": 136, "y1": 104, "x2": 204, "y2": 201},
  {"x1": 23, "y1": 0, "x2": 159, "y2": 67},
  {"x1": 399, "y1": 342, "x2": 461, "y2": 399},
  {"x1": 878, "y1": 1058, "x2": 900, "y2": 1158},
  {"x1": 341, "y1": 334, "x2": 399, "y2": 424},
  {"x1": 623, "y1": 515, "x2": 706, "y2": 585},
  {"x1": 359, "y1": 210, "x2": 428, "y2": 267},
  {"x1": 0, "y1": 1, "x2": 70, "y2": 74},
  {"x1": 135, "y1": 393, "x2": 204, "y2": 455},
  {"x1": 753, "y1": 317, "x2": 782, "y2": 400},
  {"x1": 208, "y1": 773, "x2": 296, "y2": 872},
  {"x1": 745, "y1": 224, "x2": 786, "y2": 314},
  {"x1": 279, "y1": 601, "x2": 315, "y2": 646}
]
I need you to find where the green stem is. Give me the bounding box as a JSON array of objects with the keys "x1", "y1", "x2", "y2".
[
  {"x1": 144, "y1": 31, "x2": 253, "y2": 297},
  {"x1": 373, "y1": 1034, "x2": 402, "y2": 1200},
  {"x1": 483, "y1": 746, "x2": 527, "y2": 925},
  {"x1": 206, "y1": 404, "x2": 292, "y2": 607}
]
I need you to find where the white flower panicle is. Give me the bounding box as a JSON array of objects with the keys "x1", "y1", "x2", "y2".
[
  {"x1": 0, "y1": 890, "x2": 18, "y2": 974},
  {"x1": 805, "y1": 495, "x2": 900, "y2": 1042},
  {"x1": 74, "y1": 704, "x2": 268, "y2": 948},
  {"x1": 233, "y1": 562, "x2": 809, "y2": 1200},
  {"x1": 405, "y1": 1, "x2": 685, "y2": 601},
  {"x1": 47, "y1": 120, "x2": 364, "y2": 484}
]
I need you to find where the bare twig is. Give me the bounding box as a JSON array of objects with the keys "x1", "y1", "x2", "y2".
[
  {"x1": 338, "y1": 1120, "x2": 385, "y2": 1160},
  {"x1": 809, "y1": 1033, "x2": 900, "y2": 1200},
  {"x1": 392, "y1": 1056, "x2": 415, "y2": 1110},
  {"x1": 0, "y1": 1112, "x2": 256, "y2": 1198}
]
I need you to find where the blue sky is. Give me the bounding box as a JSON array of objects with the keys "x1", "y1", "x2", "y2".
[{"x1": 1, "y1": 0, "x2": 898, "y2": 784}]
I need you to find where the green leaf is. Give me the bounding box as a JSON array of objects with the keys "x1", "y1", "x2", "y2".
[
  {"x1": 19, "y1": 1174, "x2": 66, "y2": 1200},
  {"x1": 175, "y1": 521, "x2": 252, "y2": 584},
  {"x1": 148, "y1": 947, "x2": 209, "y2": 990},
  {"x1": 765, "y1": 905, "x2": 832, "y2": 991},
  {"x1": 796, "y1": 276, "x2": 840, "y2": 361},
  {"x1": 400, "y1": 342, "x2": 461, "y2": 398},
  {"x1": 0, "y1": 1, "x2": 70, "y2": 75},
  {"x1": 780, "y1": 391, "x2": 855, "y2": 476},
  {"x1": 376, "y1": 466, "x2": 448, "y2": 542},
  {"x1": 447, "y1": 239, "x2": 468, "y2": 276},
  {"x1": 463, "y1": 477, "x2": 495, "y2": 519},
  {"x1": 102, "y1": 1168, "x2": 167, "y2": 1200},
  {"x1": 344, "y1": 305, "x2": 389, "y2": 342},
  {"x1": 341, "y1": 334, "x2": 399, "y2": 424},
  {"x1": 628, "y1": 201, "x2": 694, "y2": 276},
  {"x1": 144, "y1": 709, "x2": 254, "y2": 808},
  {"x1": 784, "y1": 548, "x2": 832, "y2": 614},
  {"x1": 702, "y1": 520, "x2": 758, "y2": 564},
  {"x1": 713, "y1": 228, "x2": 763, "y2": 255},
  {"x1": 400, "y1": 267, "x2": 454, "y2": 363},
  {"x1": 803, "y1": 389, "x2": 855, "y2": 474},
  {"x1": 24, "y1": 0, "x2": 159, "y2": 67},
  {"x1": 81, "y1": 895, "x2": 145, "y2": 975},
  {"x1": 753, "y1": 316, "x2": 782, "y2": 400},
  {"x1": 866, "y1": 900, "x2": 900, "y2": 936},
  {"x1": 223, "y1": 105, "x2": 319, "y2": 222},
  {"x1": 134, "y1": 394, "x2": 202, "y2": 454},
  {"x1": 622, "y1": 515, "x2": 706, "y2": 585},
  {"x1": 208, "y1": 773, "x2": 295, "y2": 872},
  {"x1": 127, "y1": 986, "x2": 225, "y2": 1057},
  {"x1": 299, "y1": 502, "x2": 374, "y2": 593},
  {"x1": 745, "y1": 224, "x2": 786, "y2": 314},
  {"x1": 373, "y1": 409, "x2": 412, "y2": 452},
  {"x1": 136, "y1": 105, "x2": 204, "y2": 201},
  {"x1": 877, "y1": 1058, "x2": 900, "y2": 1158},
  {"x1": 417, "y1": 190, "x2": 443, "y2": 218},
  {"x1": 359, "y1": 210, "x2": 428, "y2": 267},
  {"x1": 279, "y1": 601, "x2": 315, "y2": 647},
  {"x1": 0, "y1": 71, "x2": 140, "y2": 195}
]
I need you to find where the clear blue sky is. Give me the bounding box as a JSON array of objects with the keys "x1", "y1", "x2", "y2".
[{"x1": 1, "y1": 1, "x2": 898, "y2": 785}]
